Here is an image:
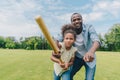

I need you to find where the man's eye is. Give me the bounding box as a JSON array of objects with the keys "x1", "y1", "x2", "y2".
[{"x1": 72, "y1": 19, "x2": 76, "y2": 22}]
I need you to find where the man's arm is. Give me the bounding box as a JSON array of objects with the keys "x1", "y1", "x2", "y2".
[
  {"x1": 89, "y1": 41, "x2": 100, "y2": 54},
  {"x1": 83, "y1": 41, "x2": 100, "y2": 62}
]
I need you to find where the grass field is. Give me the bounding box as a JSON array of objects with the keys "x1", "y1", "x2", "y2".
[{"x1": 0, "y1": 49, "x2": 120, "y2": 80}]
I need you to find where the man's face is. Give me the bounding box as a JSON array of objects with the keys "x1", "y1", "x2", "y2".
[{"x1": 71, "y1": 14, "x2": 82, "y2": 28}]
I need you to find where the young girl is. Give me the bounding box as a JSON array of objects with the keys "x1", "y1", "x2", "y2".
[{"x1": 51, "y1": 24, "x2": 77, "y2": 80}]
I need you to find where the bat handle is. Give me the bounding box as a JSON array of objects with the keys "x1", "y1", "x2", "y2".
[
  {"x1": 58, "y1": 51, "x2": 64, "y2": 63},
  {"x1": 59, "y1": 58, "x2": 64, "y2": 63},
  {"x1": 53, "y1": 51, "x2": 64, "y2": 63}
]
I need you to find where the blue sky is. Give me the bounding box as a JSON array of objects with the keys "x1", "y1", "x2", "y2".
[{"x1": 0, "y1": 0, "x2": 120, "y2": 40}]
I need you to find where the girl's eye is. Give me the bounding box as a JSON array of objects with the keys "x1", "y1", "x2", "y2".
[
  {"x1": 70, "y1": 38, "x2": 74, "y2": 40},
  {"x1": 65, "y1": 38, "x2": 74, "y2": 40},
  {"x1": 65, "y1": 37, "x2": 68, "y2": 40}
]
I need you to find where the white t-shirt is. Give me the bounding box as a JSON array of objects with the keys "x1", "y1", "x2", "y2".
[{"x1": 75, "y1": 34, "x2": 87, "y2": 57}]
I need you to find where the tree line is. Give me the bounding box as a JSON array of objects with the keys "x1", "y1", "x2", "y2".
[
  {"x1": 98, "y1": 23, "x2": 120, "y2": 51},
  {"x1": 0, "y1": 36, "x2": 51, "y2": 50},
  {"x1": 0, "y1": 24, "x2": 120, "y2": 51}
]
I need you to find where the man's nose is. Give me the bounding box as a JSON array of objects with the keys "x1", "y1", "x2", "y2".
[{"x1": 75, "y1": 20, "x2": 79, "y2": 23}]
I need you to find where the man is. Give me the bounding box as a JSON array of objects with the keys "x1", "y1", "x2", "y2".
[
  {"x1": 52, "y1": 13, "x2": 100, "y2": 80},
  {"x1": 70, "y1": 13, "x2": 100, "y2": 80}
]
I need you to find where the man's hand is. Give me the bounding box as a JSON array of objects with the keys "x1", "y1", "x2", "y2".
[
  {"x1": 83, "y1": 41, "x2": 99, "y2": 62},
  {"x1": 83, "y1": 52, "x2": 94, "y2": 62}
]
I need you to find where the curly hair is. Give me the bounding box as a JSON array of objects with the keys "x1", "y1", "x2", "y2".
[{"x1": 61, "y1": 24, "x2": 76, "y2": 40}]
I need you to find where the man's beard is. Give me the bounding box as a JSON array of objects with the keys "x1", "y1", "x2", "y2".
[{"x1": 74, "y1": 25, "x2": 83, "y2": 34}]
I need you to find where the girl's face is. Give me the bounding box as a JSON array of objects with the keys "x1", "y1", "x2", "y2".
[{"x1": 63, "y1": 33, "x2": 75, "y2": 50}]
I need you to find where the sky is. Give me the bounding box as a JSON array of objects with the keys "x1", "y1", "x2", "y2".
[{"x1": 0, "y1": 0, "x2": 120, "y2": 40}]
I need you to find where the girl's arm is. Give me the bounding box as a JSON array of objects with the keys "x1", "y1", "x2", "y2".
[
  {"x1": 67, "y1": 50, "x2": 76, "y2": 67},
  {"x1": 68, "y1": 57, "x2": 74, "y2": 67},
  {"x1": 51, "y1": 55, "x2": 65, "y2": 68},
  {"x1": 50, "y1": 55, "x2": 61, "y2": 64},
  {"x1": 63, "y1": 57, "x2": 74, "y2": 70}
]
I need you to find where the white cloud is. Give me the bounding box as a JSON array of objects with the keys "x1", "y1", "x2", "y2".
[
  {"x1": 92, "y1": 0, "x2": 120, "y2": 17},
  {"x1": 0, "y1": 20, "x2": 40, "y2": 38},
  {"x1": 83, "y1": 12, "x2": 104, "y2": 23},
  {"x1": 81, "y1": 4, "x2": 92, "y2": 10},
  {"x1": 44, "y1": 0, "x2": 62, "y2": 5},
  {"x1": 56, "y1": 13, "x2": 72, "y2": 23},
  {"x1": 82, "y1": 0, "x2": 120, "y2": 23},
  {"x1": 0, "y1": 0, "x2": 120, "y2": 39},
  {"x1": 0, "y1": 0, "x2": 44, "y2": 39}
]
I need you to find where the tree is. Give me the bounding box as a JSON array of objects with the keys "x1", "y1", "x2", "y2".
[
  {"x1": 5, "y1": 37, "x2": 16, "y2": 49},
  {"x1": 0, "y1": 36, "x2": 5, "y2": 48},
  {"x1": 105, "y1": 24, "x2": 120, "y2": 51},
  {"x1": 98, "y1": 34, "x2": 106, "y2": 51}
]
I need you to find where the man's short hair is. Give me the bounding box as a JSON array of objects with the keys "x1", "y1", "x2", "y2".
[{"x1": 71, "y1": 13, "x2": 82, "y2": 22}]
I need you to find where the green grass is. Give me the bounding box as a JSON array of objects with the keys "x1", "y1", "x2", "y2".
[{"x1": 0, "y1": 49, "x2": 119, "y2": 80}]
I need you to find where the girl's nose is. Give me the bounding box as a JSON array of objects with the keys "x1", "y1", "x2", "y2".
[{"x1": 67, "y1": 39, "x2": 71, "y2": 42}]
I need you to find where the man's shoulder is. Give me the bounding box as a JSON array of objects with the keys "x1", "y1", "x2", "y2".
[
  {"x1": 82, "y1": 24, "x2": 92, "y2": 31},
  {"x1": 83, "y1": 24, "x2": 92, "y2": 28},
  {"x1": 83, "y1": 23, "x2": 95, "y2": 31}
]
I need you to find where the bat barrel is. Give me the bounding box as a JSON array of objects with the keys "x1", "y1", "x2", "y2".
[{"x1": 35, "y1": 16, "x2": 59, "y2": 54}]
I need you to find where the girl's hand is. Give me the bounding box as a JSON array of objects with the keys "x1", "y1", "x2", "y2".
[
  {"x1": 52, "y1": 51, "x2": 61, "y2": 59},
  {"x1": 63, "y1": 63, "x2": 69, "y2": 70},
  {"x1": 59, "y1": 62, "x2": 65, "y2": 68}
]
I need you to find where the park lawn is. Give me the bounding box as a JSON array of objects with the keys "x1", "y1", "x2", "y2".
[{"x1": 0, "y1": 49, "x2": 119, "y2": 80}]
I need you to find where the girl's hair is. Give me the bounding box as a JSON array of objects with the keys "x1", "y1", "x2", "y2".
[{"x1": 61, "y1": 24, "x2": 76, "y2": 40}]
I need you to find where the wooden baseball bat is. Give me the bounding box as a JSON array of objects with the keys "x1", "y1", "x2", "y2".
[{"x1": 35, "y1": 16, "x2": 63, "y2": 62}]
